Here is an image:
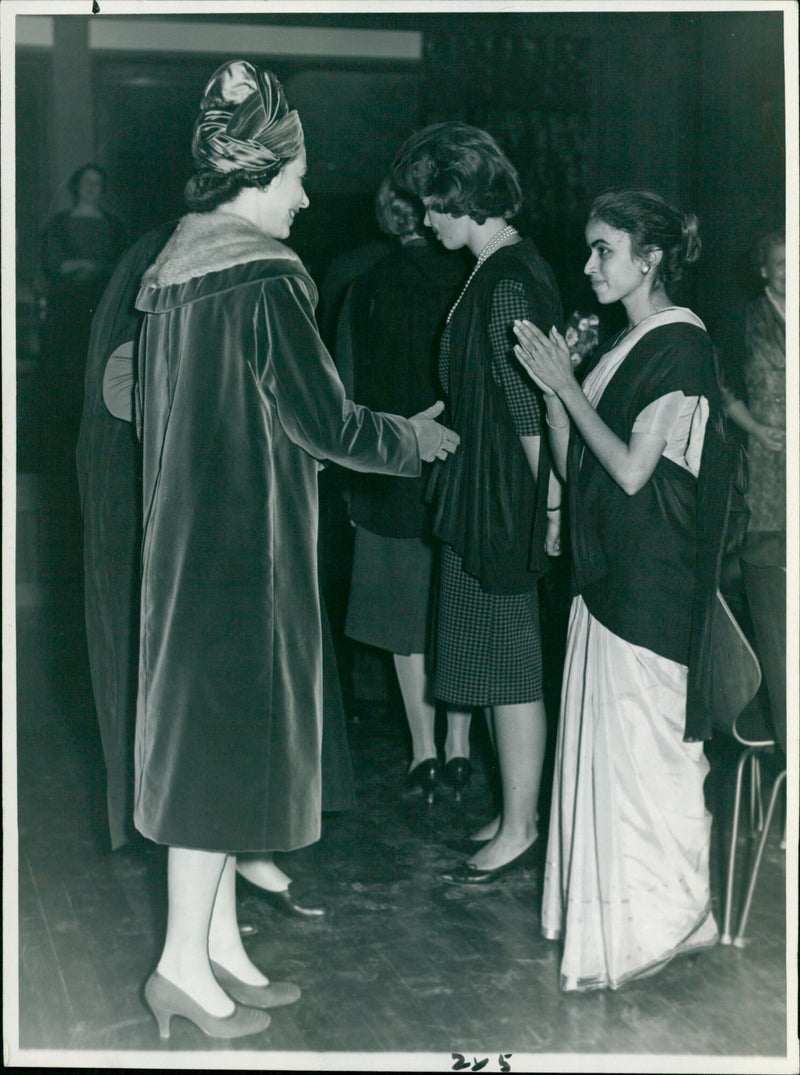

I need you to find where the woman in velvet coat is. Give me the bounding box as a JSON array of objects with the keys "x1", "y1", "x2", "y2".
[
  {"x1": 135, "y1": 61, "x2": 458, "y2": 1039},
  {"x1": 77, "y1": 218, "x2": 354, "y2": 918}
]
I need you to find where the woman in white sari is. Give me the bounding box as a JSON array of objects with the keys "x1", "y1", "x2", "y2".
[{"x1": 514, "y1": 189, "x2": 721, "y2": 991}]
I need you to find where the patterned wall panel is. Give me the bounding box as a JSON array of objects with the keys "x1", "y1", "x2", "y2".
[{"x1": 422, "y1": 30, "x2": 592, "y2": 232}]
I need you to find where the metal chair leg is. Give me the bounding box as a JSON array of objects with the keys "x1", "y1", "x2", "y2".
[
  {"x1": 748, "y1": 752, "x2": 764, "y2": 834},
  {"x1": 733, "y1": 769, "x2": 787, "y2": 948},
  {"x1": 755, "y1": 755, "x2": 764, "y2": 832},
  {"x1": 721, "y1": 746, "x2": 753, "y2": 945}
]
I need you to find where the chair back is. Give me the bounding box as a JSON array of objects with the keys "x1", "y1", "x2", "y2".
[
  {"x1": 706, "y1": 590, "x2": 764, "y2": 742},
  {"x1": 741, "y1": 558, "x2": 786, "y2": 756}
]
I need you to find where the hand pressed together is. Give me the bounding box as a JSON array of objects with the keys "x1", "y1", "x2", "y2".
[
  {"x1": 409, "y1": 400, "x2": 461, "y2": 463},
  {"x1": 513, "y1": 320, "x2": 577, "y2": 398}
]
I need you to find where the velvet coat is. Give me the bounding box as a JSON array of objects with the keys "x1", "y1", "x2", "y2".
[
  {"x1": 134, "y1": 212, "x2": 420, "y2": 851},
  {"x1": 76, "y1": 221, "x2": 178, "y2": 849}
]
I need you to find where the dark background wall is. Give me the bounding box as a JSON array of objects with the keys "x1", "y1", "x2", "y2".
[{"x1": 15, "y1": 10, "x2": 786, "y2": 353}]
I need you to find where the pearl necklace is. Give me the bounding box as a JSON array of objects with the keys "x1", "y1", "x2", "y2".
[{"x1": 446, "y1": 224, "x2": 518, "y2": 323}]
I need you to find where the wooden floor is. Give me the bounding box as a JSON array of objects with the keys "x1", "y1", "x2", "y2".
[{"x1": 7, "y1": 478, "x2": 794, "y2": 1070}]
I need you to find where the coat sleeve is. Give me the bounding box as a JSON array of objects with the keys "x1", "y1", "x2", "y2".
[{"x1": 255, "y1": 274, "x2": 422, "y2": 477}]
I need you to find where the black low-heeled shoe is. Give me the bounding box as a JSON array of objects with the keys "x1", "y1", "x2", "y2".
[
  {"x1": 257, "y1": 885, "x2": 327, "y2": 919},
  {"x1": 440, "y1": 839, "x2": 542, "y2": 886},
  {"x1": 402, "y1": 757, "x2": 440, "y2": 805},
  {"x1": 441, "y1": 757, "x2": 472, "y2": 801},
  {"x1": 238, "y1": 875, "x2": 327, "y2": 918}
]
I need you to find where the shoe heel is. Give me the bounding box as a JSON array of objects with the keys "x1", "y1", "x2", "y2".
[
  {"x1": 146, "y1": 995, "x2": 172, "y2": 1040},
  {"x1": 144, "y1": 969, "x2": 271, "y2": 1040},
  {"x1": 442, "y1": 757, "x2": 472, "y2": 801},
  {"x1": 403, "y1": 758, "x2": 440, "y2": 804},
  {"x1": 155, "y1": 1008, "x2": 172, "y2": 1041}
]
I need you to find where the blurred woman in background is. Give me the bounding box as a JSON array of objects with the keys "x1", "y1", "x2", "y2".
[
  {"x1": 339, "y1": 177, "x2": 472, "y2": 803},
  {"x1": 40, "y1": 163, "x2": 127, "y2": 466},
  {"x1": 720, "y1": 228, "x2": 786, "y2": 550}
]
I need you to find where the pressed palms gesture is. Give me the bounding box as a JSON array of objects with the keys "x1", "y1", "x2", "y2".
[{"x1": 514, "y1": 320, "x2": 576, "y2": 398}]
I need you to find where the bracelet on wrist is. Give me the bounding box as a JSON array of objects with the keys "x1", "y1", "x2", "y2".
[
  {"x1": 547, "y1": 505, "x2": 562, "y2": 512},
  {"x1": 545, "y1": 414, "x2": 569, "y2": 430}
]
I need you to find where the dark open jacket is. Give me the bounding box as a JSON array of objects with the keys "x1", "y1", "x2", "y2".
[{"x1": 429, "y1": 239, "x2": 562, "y2": 594}]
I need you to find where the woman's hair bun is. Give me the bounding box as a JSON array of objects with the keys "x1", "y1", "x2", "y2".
[{"x1": 681, "y1": 211, "x2": 702, "y2": 267}]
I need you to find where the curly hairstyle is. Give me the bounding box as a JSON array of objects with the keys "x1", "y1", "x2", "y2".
[
  {"x1": 374, "y1": 177, "x2": 425, "y2": 239},
  {"x1": 390, "y1": 122, "x2": 522, "y2": 225},
  {"x1": 184, "y1": 161, "x2": 288, "y2": 212},
  {"x1": 588, "y1": 189, "x2": 701, "y2": 289}
]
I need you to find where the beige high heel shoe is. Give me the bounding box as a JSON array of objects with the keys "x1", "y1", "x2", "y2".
[
  {"x1": 144, "y1": 970, "x2": 271, "y2": 1040},
  {"x1": 210, "y1": 961, "x2": 301, "y2": 1008}
]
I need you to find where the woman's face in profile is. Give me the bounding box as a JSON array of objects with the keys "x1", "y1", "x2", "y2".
[
  {"x1": 422, "y1": 198, "x2": 470, "y2": 251},
  {"x1": 583, "y1": 218, "x2": 651, "y2": 307},
  {"x1": 253, "y1": 147, "x2": 310, "y2": 240}
]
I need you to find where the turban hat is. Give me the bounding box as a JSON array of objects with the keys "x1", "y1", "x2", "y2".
[{"x1": 191, "y1": 60, "x2": 304, "y2": 175}]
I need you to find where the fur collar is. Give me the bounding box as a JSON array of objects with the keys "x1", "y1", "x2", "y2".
[{"x1": 140, "y1": 211, "x2": 301, "y2": 288}]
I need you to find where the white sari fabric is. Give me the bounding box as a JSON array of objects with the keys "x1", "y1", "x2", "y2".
[
  {"x1": 541, "y1": 308, "x2": 719, "y2": 991},
  {"x1": 541, "y1": 597, "x2": 719, "y2": 991}
]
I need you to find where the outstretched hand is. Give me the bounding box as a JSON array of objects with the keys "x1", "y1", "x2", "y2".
[
  {"x1": 513, "y1": 321, "x2": 576, "y2": 397},
  {"x1": 409, "y1": 400, "x2": 460, "y2": 462}
]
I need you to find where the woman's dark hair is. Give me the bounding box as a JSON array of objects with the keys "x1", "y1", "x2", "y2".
[
  {"x1": 184, "y1": 160, "x2": 288, "y2": 213},
  {"x1": 374, "y1": 177, "x2": 424, "y2": 239},
  {"x1": 391, "y1": 122, "x2": 522, "y2": 225},
  {"x1": 588, "y1": 189, "x2": 701, "y2": 288},
  {"x1": 68, "y1": 163, "x2": 106, "y2": 203}
]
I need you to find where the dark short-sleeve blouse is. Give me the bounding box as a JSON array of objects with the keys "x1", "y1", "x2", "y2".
[{"x1": 440, "y1": 277, "x2": 543, "y2": 436}]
